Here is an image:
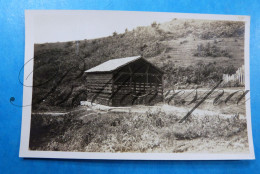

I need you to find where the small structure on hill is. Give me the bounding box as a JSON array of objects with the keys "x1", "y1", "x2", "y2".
[{"x1": 85, "y1": 56, "x2": 164, "y2": 106}]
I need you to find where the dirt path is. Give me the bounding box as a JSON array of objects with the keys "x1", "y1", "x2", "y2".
[
  {"x1": 32, "y1": 112, "x2": 69, "y2": 116},
  {"x1": 80, "y1": 101, "x2": 245, "y2": 120}
]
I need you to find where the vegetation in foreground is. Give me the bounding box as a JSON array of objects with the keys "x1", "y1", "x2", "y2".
[{"x1": 29, "y1": 107, "x2": 249, "y2": 153}]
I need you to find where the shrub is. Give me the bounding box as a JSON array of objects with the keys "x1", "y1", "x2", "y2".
[
  {"x1": 172, "y1": 115, "x2": 247, "y2": 140},
  {"x1": 112, "y1": 31, "x2": 118, "y2": 36},
  {"x1": 180, "y1": 40, "x2": 188, "y2": 45},
  {"x1": 29, "y1": 108, "x2": 248, "y2": 153},
  {"x1": 193, "y1": 42, "x2": 232, "y2": 58},
  {"x1": 65, "y1": 42, "x2": 73, "y2": 48},
  {"x1": 151, "y1": 21, "x2": 158, "y2": 28}
]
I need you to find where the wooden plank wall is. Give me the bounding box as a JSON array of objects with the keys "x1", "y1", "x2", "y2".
[
  {"x1": 86, "y1": 60, "x2": 164, "y2": 106},
  {"x1": 112, "y1": 81, "x2": 164, "y2": 106},
  {"x1": 86, "y1": 73, "x2": 113, "y2": 106}
]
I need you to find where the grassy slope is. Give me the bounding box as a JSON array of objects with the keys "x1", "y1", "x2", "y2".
[
  {"x1": 35, "y1": 19, "x2": 245, "y2": 68},
  {"x1": 32, "y1": 19, "x2": 245, "y2": 109}
]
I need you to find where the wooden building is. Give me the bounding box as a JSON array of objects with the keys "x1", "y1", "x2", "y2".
[{"x1": 85, "y1": 56, "x2": 164, "y2": 106}]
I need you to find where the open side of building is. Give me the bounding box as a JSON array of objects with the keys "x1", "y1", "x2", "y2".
[{"x1": 85, "y1": 56, "x2": 164, "y2": 106}]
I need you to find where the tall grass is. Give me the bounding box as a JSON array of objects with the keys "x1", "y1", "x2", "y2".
[{"x1": 29, "y1": 108, "x2": 248, "y2": 153}]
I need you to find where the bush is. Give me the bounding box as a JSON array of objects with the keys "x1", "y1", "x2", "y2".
[
  {"x1": 112, "y1": 31, "x2": 118, "y2": 36},
  {"x1": 29, "y1": 108, "x2": 248, "y2": 153},
  {"x1": 180, "y1": 40, "x2": 188, "y2": 45},
  {"x1": 162, "y1": 61, "x2": 237, "y2": 88},
  {"x1": 151, "y1": 21, "x2": 158, "y2": 28},
  {"x1": 193, "y1": 42, "x2": 232, "y2": 58},
  {"x1": 173, "y1": 115, "x2": 247, "y2": 140}
]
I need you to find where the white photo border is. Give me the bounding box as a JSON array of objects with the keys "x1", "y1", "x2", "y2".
[{"x1": 19, "y1": 10, "x2": 255, "y2": 160}]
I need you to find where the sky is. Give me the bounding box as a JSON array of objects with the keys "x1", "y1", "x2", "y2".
[
  {"x1": 33, "y1": 11, "x2": 176, "y2": 43},
  {"x1": 32, "y1": 10, "x2": 246, "y2": 44}
]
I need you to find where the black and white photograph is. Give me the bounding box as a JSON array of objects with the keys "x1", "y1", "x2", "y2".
[{"x1": 19, "y1": 10, "x2": 254, "y2": 160}]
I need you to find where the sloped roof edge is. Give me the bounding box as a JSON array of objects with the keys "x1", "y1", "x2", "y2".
[{"x1": 85, "y1": 55, "x2": 142, "y2": 73}]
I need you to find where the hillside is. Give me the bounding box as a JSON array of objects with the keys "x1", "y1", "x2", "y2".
[{"x1": 32, "y1": 19, "x2": 245, "y2": 110}]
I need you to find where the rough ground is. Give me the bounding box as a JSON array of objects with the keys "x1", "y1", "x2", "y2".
[{"x1": 30, "y1": 88, "x2": 249, "y2": 153}]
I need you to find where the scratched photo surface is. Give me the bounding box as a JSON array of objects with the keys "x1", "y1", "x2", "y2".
[{"x1": 29, "y1": 15, "x2": 249, "y2": 154}]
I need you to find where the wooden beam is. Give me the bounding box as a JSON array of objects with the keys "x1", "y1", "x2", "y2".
[
  {"x1": 128, "y1": 65, "x2": 132, "y2": 73},
  {"x1": 162, "y1": 75, "x2": 164, "y2": 102},
  {"x1": 116, "y1": 72, "x2": 160, "y2": 76},
  {"x1": 146, "y1": 65, "x2": 150, "y2": 84},
  {"x1": 154, "y1": 75, "x2": 162, "y2": 82}
]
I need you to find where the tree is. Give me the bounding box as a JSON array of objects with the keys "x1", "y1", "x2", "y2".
[
  {"x1": 113, "y1": 31, "x2": 118, "y2": 36},
  {"x1": 151, "y1": 21, "x2": 157, "y2": 28}
]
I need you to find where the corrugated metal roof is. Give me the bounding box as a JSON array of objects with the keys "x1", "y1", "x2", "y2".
[{"x1": 85, "y1": 55, "x2": 141, "y2": 73}]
